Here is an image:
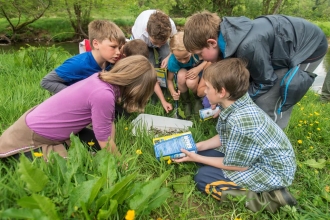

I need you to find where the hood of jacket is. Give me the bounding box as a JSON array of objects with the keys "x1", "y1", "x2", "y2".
[{"x1": 220, "y1": 16, "x2": 253, "y2": 58}]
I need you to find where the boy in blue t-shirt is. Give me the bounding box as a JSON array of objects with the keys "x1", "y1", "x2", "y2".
[
  {"x1": 41, "y1": 20, "x2": 126, "y2": 94},
  {"x1": 167, "y1": 32, "x2": 209, "y2": 117}
]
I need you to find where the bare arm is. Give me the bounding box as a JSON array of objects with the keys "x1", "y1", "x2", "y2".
[
  {"x1": 154, "y1": 82, "x2": 173, "y2": 113},
  {"x1": 97, "y1": 123, "x2": 120, "y2": 155},
  {"x1": 40, "y1": 70, "x2": 67, "y2": 94},
  {"x1": 196, "y1": 134, "x2": 222, "y2": 151}
]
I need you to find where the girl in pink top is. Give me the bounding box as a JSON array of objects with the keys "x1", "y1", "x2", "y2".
[{"x1": 0, "y1": 55, "x2": 156, "y2": 159}]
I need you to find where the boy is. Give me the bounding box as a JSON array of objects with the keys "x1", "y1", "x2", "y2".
[
  {"x1": 121, "y1": 39, "x2": 149, "y2": 58},
  {"x1": 183, "y1": 11, "x2": 328, "y2": 129},
  {"x1": 41, "y1": 20, "x2": 126, "y2": 94},
  {"x1": 174, "y1": 58, "x2": 297, "y2": 212},
  {"x1": 131, "y1": 9, "x2": 177, "y2": 68}
]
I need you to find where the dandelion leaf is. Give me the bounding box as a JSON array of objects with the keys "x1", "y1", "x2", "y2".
[
  {"x1": 97, "y1": 199, "x2": 118, "y2": 220},
  {"x1": 129, "y1": 170, "x2": 171, "y2": 213},
  {"x1": 0, "y1": 208, "x2": 48, "y2": 220},
  {"x1": 170, "y1": 175, "x2": 192, "y2": 193},
  {"x1": 17, "y1": 155, "x2": 49, "y2": 193},
  {"x1": 146, "y1": 187, "x2": 171, "y2": 210},
  {"x1": 321, "y1": 191, "x2": 330, "y2": 202},
  {"x1": 178, "y1": 108, "x2": 186, "y2": 119},
  {"x1": 108, "y1": 172, "x2": 138, "y2": 198},
  {"x1": 303, "y1": 158, "x2": 326, "y2": 169},
  {"x1": 18, "y1": 194, "x2": 60, "y2": 220},
  {"x1": 88, "y1": 177, "x2": 106, "y2": 206},
  {"x1": 94, "y1": 150, "x2": 117, "y2": 185},
  {"x1": 67, "y1": 178, "x2": 100, "y2": 217}
]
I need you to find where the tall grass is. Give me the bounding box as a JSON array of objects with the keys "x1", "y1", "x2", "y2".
[{"x1": 0, "y1": 48, "x2": 329, "y2": 219}]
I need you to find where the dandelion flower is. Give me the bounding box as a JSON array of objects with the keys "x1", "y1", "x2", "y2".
[
  {"x1": 167, "y1": 159, "x2": 172, "y2": 165},
  {"x1": 298, "y1": 124, "x2": 302, "y2": 127},
  {"x1": 136, "y1": 149, "x2": 142, "y2": 155},
  {"x1": 125, "y1": 127, "x2": 128, "y2": 130},
  {"x1": 314, "y1": 111, "x2": 320, "y2": 116},
  {"x1": 317, "y1": 128, "x2": 321, "y2": 131},
  {"x1": 309, "y1": 124, "x2": 313, "y2": 126},
  {"x1": 125, "y1": 210, "x2": 135, "y2": 220},
  {"x1": 300, "y1": 107, "x2": 304, "y2": 111},
  {"x1": 315, "y1": 121, "x2": 319, "y2": 124},
  {"x1": 325, "y1": 185, "x2": 330, "y2": 193},
  {"x1": 88, "y1": 141, "x2": 95, "y2": 146},
  {"x1": 310, "y1": 146, "x2": 313, "y2": 149},
  {"x1": 297, "y1": 140, "x2": 302, "y2": 144},
  {"x1": 157, "y1": 218, "x2": 163, "y2": 220},
  {"x1": 234, "y1": 218, "x2": 242, "y2": 220},
  {"x1": 33, "y1": 152, "x2": 43, "y2": 157}
]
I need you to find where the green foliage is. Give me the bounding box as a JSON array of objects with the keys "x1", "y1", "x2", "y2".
[
  {"x1": 13, "y1": 45, "x2": 70, "y2": 72},
  {"x1": 17, "y1": 156, "x2": 49, "y2": 193}
]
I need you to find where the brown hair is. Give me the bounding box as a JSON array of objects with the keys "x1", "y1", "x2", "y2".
[
  {"x1": 183, "y1": 11, "x2": 221, "y2": 52},
  {"x1": 203, "y1": 58, "x2": 249, "y2": 101},
  {"x1": 169, "y1": 32, "x2": 186, "y2": 52},
  {"x1": 147, "y1": 10, "x2": 172, "y2": 42},
  {"x1": 88, "y1": 19, "x2": 126, "y2": 49},
  {"x1": 123, "y1": 39, "x2": 149, "y2": 58},
  {"x1": 99, "y1": 55, "x2": 156, "y2": 113}
]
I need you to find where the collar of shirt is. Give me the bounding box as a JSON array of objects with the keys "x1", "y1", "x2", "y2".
[{"x1": 219, "y1": 93, "x2": 250, "y2": 121}]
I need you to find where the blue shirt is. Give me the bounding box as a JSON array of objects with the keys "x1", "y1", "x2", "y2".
[
  {"x1": 55, "y1": 52, "x2": 113, "y2": 85},
  {"x1": 167, "y1": 54, "x2": 201, "y2": 73},
  {"x1": 216, "y1": 93, "x2": 296, "y2": 192}
]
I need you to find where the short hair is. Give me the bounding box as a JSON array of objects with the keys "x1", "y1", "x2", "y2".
[
  {"x1": 183, "y1": 11, "x2": 221, "y2": 52},
  {"x1": 88, "y1": 20, "x2": 126, "y2": 49},
  {"x1": 203, "y1": 58, "x2": 250, "y2": 101},
  {"x1": 147, "y1": 10, "x2": 172, "y2": 42},
  {"x1": 123, "y1": 39, "x2": 149, "y2": 58},
  {"x1": 99, "y1": 55, "x2": 156, "y2": 113},
  {"x1": 169, "y1": 32, "x2": 186, "y2": 52}
]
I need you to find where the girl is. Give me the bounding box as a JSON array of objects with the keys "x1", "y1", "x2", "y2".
[
  {"x1": 0, "y1": 55, "x2": 156, "y2": 159},
  {"x1": 167, "y1": 32, "x2": 210, "y2": 117}
]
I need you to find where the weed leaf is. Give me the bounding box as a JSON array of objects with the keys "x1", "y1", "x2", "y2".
[
  {"x1": 129, "y1": 170, "x2": 171, "y2": 213},
  {"x1": 146, "y1": 187, "x2": 171, "y2": 210},
  {"x1": 303, "y1": 159, "x2": 326, "y2": 169},
  {"x1": 18, "y1": 194, "x2": 60, "y2": 220},
  {"x1": 108, "y1": 172, "x2": 138, "y2": 198},
  {"x1": 0, "y1": 208, "x2": 48, "y2": 220},
  {"x1": 17, "y1": 155, "x2": 49, "y2": 193},
  {"x1": 170, "y1": 175, "x2": 192, "y2": 193},
  {"x1": 97, "y1": 199, "x2": 118, "y2": 219}
]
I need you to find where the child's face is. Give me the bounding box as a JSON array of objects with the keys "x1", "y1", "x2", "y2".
[
  {"x1": 204, "y1": 80, "x2": 221, "y2": 105},
  {"x1": 193, "y1": 40, "x2": 219, "y2": 63},
  {"x1": 94, "y1": 39, "x2": 121, "y2": 64},
  {"x1": 173, "y1": 50, "x2": 191, "y2": 64}
]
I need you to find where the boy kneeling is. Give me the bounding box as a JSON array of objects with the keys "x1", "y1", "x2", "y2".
[{"x1": 173, "y1": 58, "x2": 297, "y2": 213}]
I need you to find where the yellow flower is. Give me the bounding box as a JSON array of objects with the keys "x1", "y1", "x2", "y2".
[
  {"x1": 167, "y1": 159, "x2": 172, "y2": 164},
  {"x1": 315, "y1": 170, "x2": 319, "y2": 174},
  {"x1": 297, "y1": 140, "x2": 302, "y2": 144},
  {"x1": 325, "y1": 185, "x2": 330, "y2": 193},
  {"x1": 317, "y1": 128, "x2": 321, "y2": 131},
  {"x1": 315, "y1": 121, "x2": 319, "y2": 124},
  {"x1": 136, "y1": 149, "x2": 142, "y2": 155},
  {"x1": 234, "y1": 218, "x2": 242, "y2": 220},
  {"x1": 157, "y1": 218, "x2": 163, "y2": 220},
  {"x1": 309, "y1": 124, "x2": 313, "y2": 126},
  {"x1": 310, "y1": 146, "x2": 313, "y2": 149},
  {"x1": 125, "y1": 210, "x2": 135, "y2": 220},
  {"x1": 297, "y1": 103, "x2": 301, "y2": 106},
  {"x1": 309, "y1": 113, "x2": 313, "y2": 116},
  {"x1": 298, "y1": 124, "x2": 302, "y2": 127},
  {"x1": 88, "y1": 141, "x2": 95, "y2": 146},
  {"x1": 314, "y1": 111, "x2": 320, "y2": 116},
  {"x1": 125, "y1": 127, "x2": 128, "y2": 130},
  {"x1": 304, "y1": 120, "x2": 307, "y2": 124},
  {"x1": 33, "y1": 152, "x2": 43, "y2": 157},
  {"x1": 300, "y1": 107, "x2": 304, "y2": 111},
  {"x1": 299, "y1": 120, "x2": 303, "y2": 123}
]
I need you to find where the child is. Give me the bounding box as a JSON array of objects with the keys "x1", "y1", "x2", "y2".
[
  {"x1": 41, "y1": 20, "x2": 126, "y2": 94},
  {"x1": 183, "y1": 11, "x2": 328, "y2": 129},
  {"x1": 131, "y1": 9, "x2": 177, "y2": 68},
  {"x1": 173, "y1": 58, "x2": 297, "y2": 212},
  {"x1": 0, "y1": 55, "x2": 156, "y2": 159},
  {"x1": 167, "y1": 32, "x2": 209, "y2": 116},
  {"x1": 121, "y1": 39, "x2": 149, "y2": 58},
  {"x1": 320, "y1": 69, "x2": 330, "y2": 102}
]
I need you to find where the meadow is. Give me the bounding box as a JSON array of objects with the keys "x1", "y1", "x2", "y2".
[{"x1": 0, "y1": 46, "x2": 329, "y2": 219}]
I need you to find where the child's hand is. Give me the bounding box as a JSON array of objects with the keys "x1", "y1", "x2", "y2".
[
  {"x1": 211, "y1": 104, "x2": 220, "y2": 118},
  {"x1": 172, "y1": 149, "x2": 198, "y2": 163},
  {"x1": 161, "y1": 56, "x2": 170, "y2": 68},
  {"x1": 171, "y1": 90, "x2": 180, "y2": 101},
  {"x1": 161, "y1": 100, "x2": 173, "y2": 113},
  {"x1": 186, "y1": 67, "x2": 199, "y2": 79}
]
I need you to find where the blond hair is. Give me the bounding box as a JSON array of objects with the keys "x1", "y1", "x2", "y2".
[
  {"x1": 88, "y1": 20, "x2": 126, "y2": 49},
  {"x1": 203, "y1": 58, "x2": 249, "y2": 101},
  {"x1": 99, "y1": 55, "x2": 156, "y2": 113},
  {"x1": 169, "y1": 32, "x2": 186, "y2": 52},
  {"x1": 123, "y1": 39, "x2": 149, "y2": 58},
  {"x1": 147, "y1": 10, "x2": 172, "y2": 42},
  {"x1": 183, "y1": 11, "x2": 221, "y2": 52}
]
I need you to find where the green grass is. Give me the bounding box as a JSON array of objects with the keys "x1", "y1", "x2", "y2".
[{"x1": 0, "y1": 47, "x2": 330, "y2": 219}]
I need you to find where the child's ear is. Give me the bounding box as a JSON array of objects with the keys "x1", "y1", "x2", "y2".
[
  {"x1": 206, "y1": 39, "x2": 218, "y2": 48},
  {"x1": 92, "y1": 39, "x2": 99, "y2": 49}
]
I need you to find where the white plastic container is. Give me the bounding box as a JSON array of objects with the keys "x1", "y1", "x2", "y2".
[{"x1": 131, "y1": 114, "x2": 193, "y2": 135}]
